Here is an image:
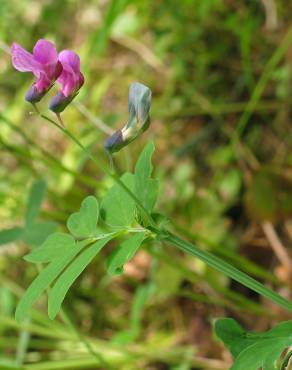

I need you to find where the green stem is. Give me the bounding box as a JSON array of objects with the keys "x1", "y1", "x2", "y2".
[
  {"x1": 163, "y1": 231, "x2": 292, "y2": 312},
  {"x1": 171, "y1": 221, "x2": 281, "y2": 285}
]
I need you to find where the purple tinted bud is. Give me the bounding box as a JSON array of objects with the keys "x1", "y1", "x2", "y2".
[
  {"x1": 48, "y1": 91, "x2": 75, "y2": 113},
  {"x1": 104, "y1": 130, "x2": 124, "y2": 153},
  {"x1": 104, "y1": 82, "x2": 152, "y2": 153},
  {"x1": 25, "y1": 84, "x2": 47, "y2": 103},
  {"x1": 49, "y1": 50, "x2": 84, "y2": 113}
]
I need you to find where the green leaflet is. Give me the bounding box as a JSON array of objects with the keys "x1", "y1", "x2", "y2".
[
  {"x1": 135, "y1": 141, "x2": 154, "y2": 183},
  {"x1": 232, "y1": 338, "x2": 289, "y2": 370},
  {"x1": 215, "y1": 319, "x2": 292, "y2": 370},
  {"x1": 214, "y1": 318, "x2": 256, "y2": 358},
  {"x1": 24, "y1": 233, "x2": 75, "y2": 263},
  {"x1": 107, "y1": 232, "x2": 145, "y2": 275},
  {"x1": 15, "y1": 240, "x2": 87, "y2": 322},
  {"x1": 67, "y1": 195, "x2": 99, "y2": 238},
  {"x1": 25, "y1": 179, "x2": 47, "y2": 226},
  {"x1": 48, "y1": 236, "x2": 114, "y2": 319},
  {"x1": 134, "y1": 141, "x2": 159, "y2": 213},
  {"x1": 101, "y1": 173, "x2": 136, "y2": 227}
]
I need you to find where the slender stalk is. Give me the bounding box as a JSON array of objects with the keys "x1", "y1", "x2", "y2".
[
  {"x1": 171, "y1": 220, "x2": 281, "y2": 285},
  {"x1": 164, "y1": 231, "x2": 292, "y2": 312}
]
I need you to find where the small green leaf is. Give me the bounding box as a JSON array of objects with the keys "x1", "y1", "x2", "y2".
[
  {"x1": 134, "y1": 141, "x2": 159, "y2": 213},
  {"x1": 0, "y1": 227, "x2": 23, "y2": 246},
  {"x1": 48, "y1": 235, "x2": 113, "y2": 319},
  {"x1": 263, "y1": 320, "x2": 292, "y2": 338},
  {"x1": 22, "y1": 222, "x2": 58, "y2": 247},
  {"x1": 67, "y1": 196, "x2": 99, "y2": 238},
  {"x1": 15, "y1": 241, "x2": 87, "y2": 322},
  {"x1": 214, "y1": 318, "x2": 256, "y2": 358},
  {"x1": 25, "y1": 180, "x2": 47, "y2": 226},
  {"x1": 135, "y1": 141, "x2": 154, "y2": 180},
  {"x1": 101, "y1": 173, "x2": 136, "y2": 227},
  {"x1": 24, "y1": 233, "x2": 75, "y2": 263},
  {"x1": 231, "y1": 338, "x2": 289, "y2": 370},
  {"x1": 215, "y1": 319, "x2": 292, "y2": 370},
  {"x1": 107, "y1": 232, "x2": 145, "y2": 275}
]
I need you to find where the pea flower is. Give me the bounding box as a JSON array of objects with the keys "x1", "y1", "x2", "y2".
[
  {"x1": 11, "y1": 39, "x2": 62, "y2": 103},
  {"x1": 104, "y1": 82, "x2": 152, "y2": 153},
  {"x1": 49, "y1": 50, "x2": 84, "y2": 113}
]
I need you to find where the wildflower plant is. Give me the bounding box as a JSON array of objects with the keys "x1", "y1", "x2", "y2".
[{"x1": 8, "y1": 39, "x2": 292, "y2": 369}]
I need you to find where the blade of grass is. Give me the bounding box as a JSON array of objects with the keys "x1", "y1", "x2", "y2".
[{"x1": 233, "y1": 26, "x2": 292, "y2": 138}]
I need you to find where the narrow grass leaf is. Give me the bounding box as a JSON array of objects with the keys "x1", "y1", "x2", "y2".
[
  {"x1": 0, "y1": 227, "x2": 23, "y2": 246},
  {"x1": 112, "y1": 282, "x2": 155, "y2": 344},
  {"x1": 25, "y1": 180, "x2": 47, "y2": 226}
]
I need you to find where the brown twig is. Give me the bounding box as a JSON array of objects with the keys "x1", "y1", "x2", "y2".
[{"x1": 262, "y1": 221, "x2": 292, "y2": 273}]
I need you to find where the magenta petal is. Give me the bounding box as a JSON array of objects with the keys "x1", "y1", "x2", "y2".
[
  {"x1": 58, "y1": 50, "x2": 80, "y2": 72},
  {"x1": 11, "y1": 43, "x2": 41, "y2": 77},
  {"x1": 35, "y1": 71, "x2": 51, "y2": 91},
  {"x1": 33, "y1": 39, "x2": 58, "y2": 65},
  {"x1": 57, "y1": 50, "x2": 83, "y2": 97}
]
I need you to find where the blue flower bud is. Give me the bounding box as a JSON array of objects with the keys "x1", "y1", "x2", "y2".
[
  {"x1": 105, "y1": 82, "x2": 152, "y2": 153},
  {"x1": 25, "y1": 84, "x2": 47, "y2": 103}
]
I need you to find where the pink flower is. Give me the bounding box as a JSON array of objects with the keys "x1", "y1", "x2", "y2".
[
  {"x1": 11, "y1": 39, "x2": 62, "y2": 102},
  {"x1": 49, "y1": 50, "x2": 84, "y2": 113}
]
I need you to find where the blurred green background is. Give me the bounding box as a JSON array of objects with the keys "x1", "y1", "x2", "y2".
[{"x1": 0, "y1": 0, "x2": 292, "y2": 369}]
